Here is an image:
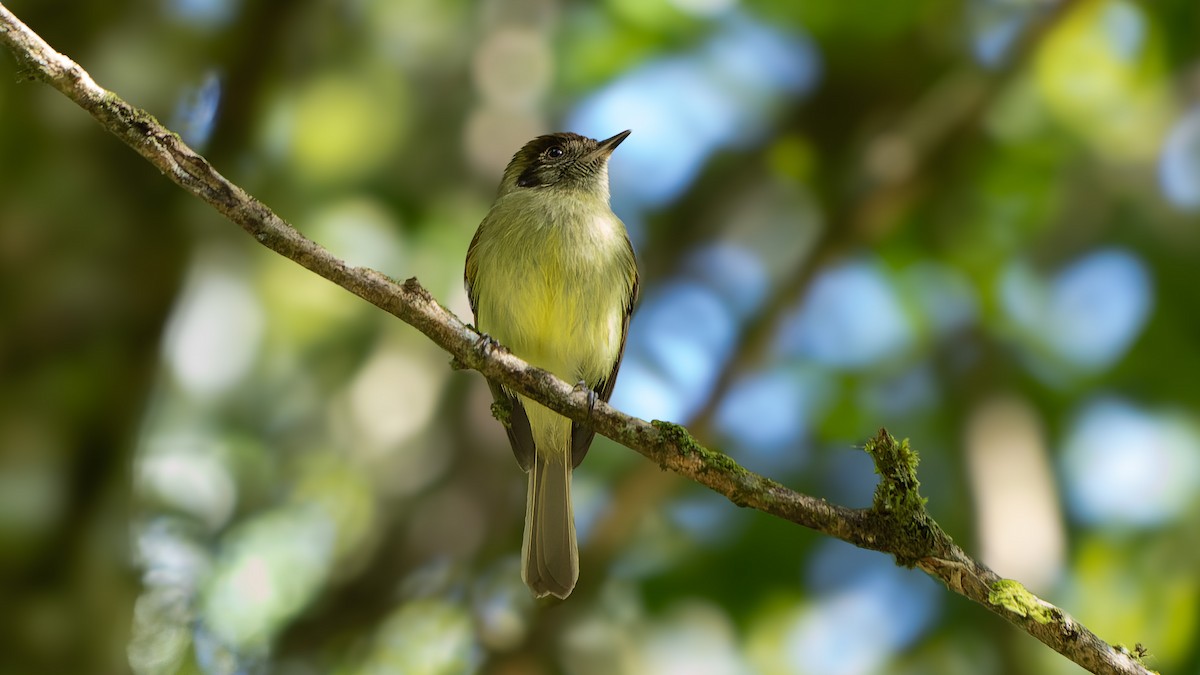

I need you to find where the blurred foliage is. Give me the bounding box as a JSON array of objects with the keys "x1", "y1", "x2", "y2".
[{"x1": 2, "y1": 0, "x2": 1200, "y2": 674}]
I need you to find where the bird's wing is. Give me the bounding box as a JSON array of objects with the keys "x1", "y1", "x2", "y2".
[
  {"x1": 464, "y1": 225, "x2": 484, "y2": 319},
  {"x1": 466, "y1": 219, "x2": 537, "y2": 472},
  {"x1": 487, "y1": 381, "x2": 536, "y2": 472}
]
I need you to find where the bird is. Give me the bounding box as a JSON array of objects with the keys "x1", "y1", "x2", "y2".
[{"x1": 464, "y1": 130, "x2": 638, "y2": 599}]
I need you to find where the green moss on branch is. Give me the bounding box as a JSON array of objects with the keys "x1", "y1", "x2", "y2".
[
  {"x1": 989, "y1": 579, "x2": 1055, "y2": 625},
  {"x1": 865, "y1": 428, "x2": 944, "y2": 565}
]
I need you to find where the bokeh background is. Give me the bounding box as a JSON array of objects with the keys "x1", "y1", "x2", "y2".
[{"x1": 2, "y1": 0, "x2": 1200, "y2": 673}]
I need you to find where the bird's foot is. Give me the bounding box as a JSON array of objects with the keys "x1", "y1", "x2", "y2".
[
  {"x1": 451, "y1": 330, "x2": 501, "y2": 370},
  {"x1": 474, "y1": 331, "x2": 501, "y2": 356},
  {"x1": 573, "y1": 379, "x2": 598, "y2": 419}
]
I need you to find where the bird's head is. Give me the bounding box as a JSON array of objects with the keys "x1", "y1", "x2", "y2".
[{"x1": 498, "y1": 130, "x2": 630, "y2": 199}]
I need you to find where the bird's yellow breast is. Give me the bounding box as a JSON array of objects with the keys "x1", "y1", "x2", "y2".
[{"x1": 468, "y1": 192, "x2": 635, "y2": 388}]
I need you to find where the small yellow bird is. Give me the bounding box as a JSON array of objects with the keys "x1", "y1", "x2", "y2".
[{"x1": 465, "y1": 131, "x2": 638, "y2": 599}]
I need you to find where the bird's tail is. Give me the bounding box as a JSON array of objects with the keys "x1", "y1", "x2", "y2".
[{"x1": 521, "y1": 452, "x2": 578, "y2": 599}]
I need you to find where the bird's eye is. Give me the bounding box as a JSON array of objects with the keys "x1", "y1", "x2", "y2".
[{"x1": 546, "y1": 146, "x2": 565, "y2": 159}]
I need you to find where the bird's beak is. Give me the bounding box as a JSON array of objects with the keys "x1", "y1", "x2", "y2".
[{"x1": 592, "y1": 130, "x2": 631, "y2": 159}]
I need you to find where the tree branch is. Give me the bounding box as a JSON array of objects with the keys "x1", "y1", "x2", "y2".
[{"x1": 0, "y1": 5, "x2": 1155, "y2": 675}]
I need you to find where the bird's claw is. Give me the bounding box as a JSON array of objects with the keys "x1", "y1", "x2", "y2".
[
  {"x1": 474, "y1": 331, "x2": 501, "y2": 356},
  {"x1": 573, "y1": 379, "x2": 598, "y2": 418},
  {"x1": 451, "y1": 331, "x2": 501, "y2": 370}
]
